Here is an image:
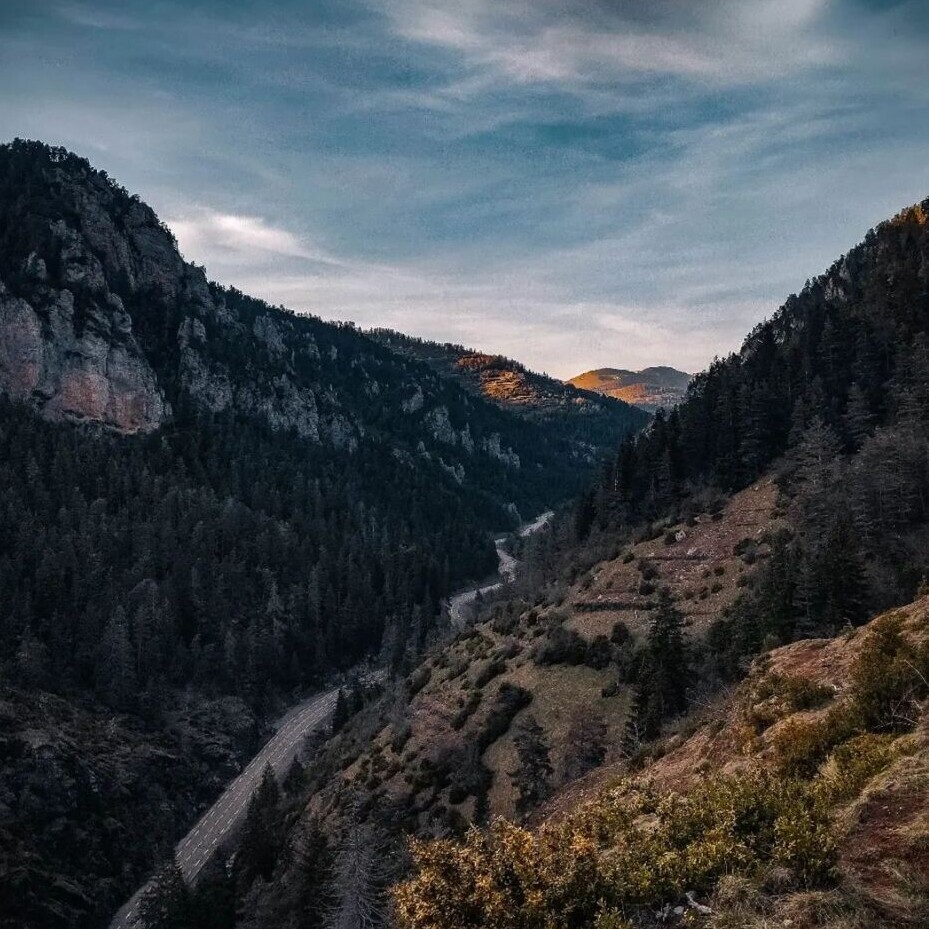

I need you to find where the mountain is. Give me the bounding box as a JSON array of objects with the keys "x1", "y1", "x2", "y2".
[
  {"x1": 567, "y1": 365, "x2": 691, "y2": 411},
  {"x1": 222, "y1": 195, "x2": 929, "y2": 929},
  {"x1": 370, "y1": 330, "x2": 648, "y2": 464},
  {"x1": 0, "y1": 140, "x2": 644, "y2": 929}
]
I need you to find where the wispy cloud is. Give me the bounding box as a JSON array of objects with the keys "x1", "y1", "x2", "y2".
[
  {"x1": 380, "y1": 0, "x2": 841, "y2": 89},
  {"x1": 169, "y1": 209, "x2": 344, "y2": 266}
]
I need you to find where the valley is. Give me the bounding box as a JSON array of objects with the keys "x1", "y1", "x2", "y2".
[
  {"x1": 110, "y1": 510, "x2": 550, "y2": 929},
  {"x1": 4, "y1": 5, "x2": 929, "y2": 928},
  {"x1": 1, "y1": 142, "x2": 929, "y2": 929}
]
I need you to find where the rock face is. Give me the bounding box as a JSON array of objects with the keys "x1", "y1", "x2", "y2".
[
  {"x1": 0, "y1": 279, "x2": 166, "y2": 433},
  {"x1": 369, "y1": 329, "x2": 650, "y2": 466},
  {"x1": 0, "y1": 142, "x2": 330, "y2": 437}
]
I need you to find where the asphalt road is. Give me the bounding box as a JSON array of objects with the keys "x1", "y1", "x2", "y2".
[
  {"x1": 448, "y1": 510, "x2": 553, "y2": 628},
  {"x1": 108, "y1": 686, "x2": 341, "y2": 929}
]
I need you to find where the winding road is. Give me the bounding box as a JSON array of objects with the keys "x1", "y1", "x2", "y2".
[
  {"x1": 448, "y1": 510, "x2": 553, "y2": 628},
  {"x1": 109, "y1": 511, "x2": 553, "y2": 928},
  {"x1": 109, "y1": 686, "x2": 342, "y2": 929}
]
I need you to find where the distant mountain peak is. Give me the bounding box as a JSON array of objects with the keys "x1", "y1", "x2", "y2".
[{"x1": 567, "y1": 365, "x2": 691, "y2": 412}]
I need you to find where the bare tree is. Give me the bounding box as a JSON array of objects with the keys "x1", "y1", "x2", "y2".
[{"x1": 324, "y1": 813, "x2": 388, "y2": 929}]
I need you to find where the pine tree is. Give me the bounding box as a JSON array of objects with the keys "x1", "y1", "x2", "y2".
[
  {"x1": 562, "y1": 707, "x2": 607, "y2": 783},
  {"x1": 325, "y1": 815, "x2": 386, "y2": 929},
  {"x1": 331, "y1": 689, "x2": 350, "y2": 735},
  {"x1": 644, "y1": 588, "x2": 690, "y2": 719},
  {"x1": 138, "y1": 863, "x2": 191, "y2": 929},
  {"x1": 291, "y1": 816, "x2": 334, "y2": 929},
  {"x1": 509, "y1": 714, "x2": 552, "y2": 817},
  {"x1": 625, "y1": 588, "x2": 690, "y2": 744},
  {"x1": 96, "y1": 606, "x2": 138, "y2": 711},
  {"x1": 236, "y1": 765, "x2": 283, "y2": 890},
  {"x1": 283, "y1": 757, "x2": 306, "y2": 796},
  {"x1": 844, "y1": 382, "x2": 875, "y2": 449}
]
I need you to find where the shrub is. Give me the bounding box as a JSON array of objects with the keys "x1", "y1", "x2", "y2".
[
  {"x1": 610, "y1": 621, "x2": 632, "y2": 647},
  {"x1": 407, "y1": 666, "x2": 431, "y2": 697},
  {"x1": 814, "y1": 734, "x2": 898, "y2": 805},
  {"x1": 452, "y1": 691, "x2": 482, "y2": 730},
  {"x1": 394, "y1": 769, "x2": 836, "y2": 929},
  {"x1": 476, "y1": 683, "x2": 533, "y2": 752},
  {"x1": 585, "y1": 635, "x2": 613, "y2": 670},
  {"x1": 845, "y1": 612, "x2": 929, "y2": 731},
  {"x1": 535, "y1": 625, "x2": 588, "y2": 666},
  {"x1": 771, "y1": 715, "x2": 845, "y2": 778},
  {"x1": 472, "y1": 658, "x2": 506, "y2": 688}
]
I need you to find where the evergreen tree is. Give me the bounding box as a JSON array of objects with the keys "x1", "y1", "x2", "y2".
[
  {"x1": 324, "y1": 815, "x2": 387, "y2": 929},
  {"x1": 236, "y1": 766, "x2": 283, "y2": 890},
  {"x1": 509, "y1": 714, "x2": 552, "y2": 818},
  {"x1": 331, "y1": 689, "x2": 350, "y2": 735},
  {"x1": 138, "y1": 863, "x2": 191, "y2": 929},
  {"x1": 96, "y1": 606, "x2": 138, "y2": 711},
  {"x1": 291, "y1": 816, "x2": 334, "y2": 929},
  {"x1": 562, "y1": 707, "x2": 607, "y2": 783},
  {"x1": 625, "y1": 588, "x2": 690, "y2": 743}
]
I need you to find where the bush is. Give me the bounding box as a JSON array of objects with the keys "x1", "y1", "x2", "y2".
[
  {"x1": 815, "y1": 734, "x2": 899, "y2": 805},
  {"x1": 395, "y1": 769, "x2": 836, "y2": 929},
  {"x1": 585, "y1": 635, "x2": 613, "y2": 670},
  {"x1": 535, "y1": 626, "x2": 588, "y2": 666},
  {"x1": 407, "y1": 666, "x2": 431, "y2": 697},
  {"x1": 610, "y1": 621, "x2": 632, "y2": 646},
  {"x1": 472, "y1": 658, "x2": 506, "y2": 688},
  {"x1": 451, "y1": 691, "x2": 482, "y2": 730},
  {"x1": 476, "y1": 683, "x2": 533, "y2": 752}
]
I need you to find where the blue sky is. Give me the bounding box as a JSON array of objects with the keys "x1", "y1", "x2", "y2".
[{"x1": 2, "y1": 1, "x2": 929, "y2": 377}]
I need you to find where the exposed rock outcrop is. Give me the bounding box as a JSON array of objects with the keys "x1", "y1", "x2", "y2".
[{"x1": 0, "y1": 277, "x2": 166, "y2": 433}]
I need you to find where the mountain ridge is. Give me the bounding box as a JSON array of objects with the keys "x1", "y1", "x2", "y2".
[
  {"x1": 369, "y1": 329, "x2": 649, "y2": 465},
  {"x1": 567, "y1": 365, "x2": 691, "y2": 412},
  {"x1": 227, "y1": 192, "x2": 929, "y2": 929}
]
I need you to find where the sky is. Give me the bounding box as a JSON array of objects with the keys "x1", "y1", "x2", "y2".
[{"x1": 2, "y1": 1, "x2": 929, "y2": 378}]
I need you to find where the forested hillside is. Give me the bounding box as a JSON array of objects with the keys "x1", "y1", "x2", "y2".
[
  {"x1": 369, "y1": 329, "x2": 648, "y2": 461},
  {"x1": 0, "y1": 141, "x2": 644, "y2": 929},
  {"x1": 577, "y1": 199, "x2": 929, "y2": 650}
]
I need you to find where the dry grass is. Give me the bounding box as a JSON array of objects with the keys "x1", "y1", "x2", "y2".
[{"x1": 483, "y1": 663, "x2": 629, "y2": 817}]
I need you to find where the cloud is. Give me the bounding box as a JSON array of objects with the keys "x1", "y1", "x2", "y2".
[
  {"x1": 169, "y1": 209, "x2": 344, "y2": 267},
  {"x1": 380, "y1": 0, "x2": 841, "y2": 89}
]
